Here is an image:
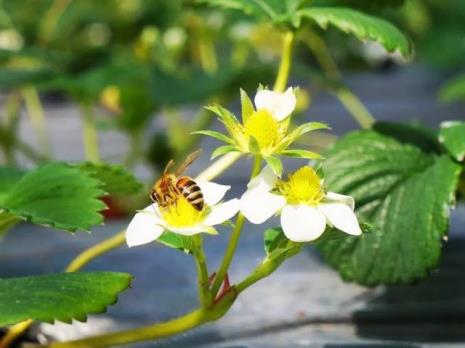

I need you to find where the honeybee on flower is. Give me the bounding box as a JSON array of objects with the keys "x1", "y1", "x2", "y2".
[
  {"x1": 196, "y1": 87, "x2": 329, "y2": 175},
  {"x1": 126, "y1": 152, "x2": 239, "y2": 247}
]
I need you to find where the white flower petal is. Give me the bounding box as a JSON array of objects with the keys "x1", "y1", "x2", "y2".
[
  {"x1": 318, "y1": 203, "x2": 361, "y2": 236},
  {"x1": 240, "y1": 187, "x2": 285, "y2": 224},
  {"x1": 168, "y1": 224, "x2": 217, "y2": 236},
  {"x1": 247, "y1": 165, "x2": 279, "y2": 190},
  {"x1": 281, "y1": 204, "x2": 327, "y2": 242},
  {"x1": 126, "y1": 205, "x2": 164, "y2": 247},
  {"x1": 324, "y1": 192, "x2": 355, "y2": 210},
  {"x1": 254, "y1": 87, "x2": 296, "y2": 121},
  {"x1": 197, "y1": 180, "x2": 230, "y2": 206},
  {"x1": 204, "y1": 199, "x2": 240, "y2": 226}
]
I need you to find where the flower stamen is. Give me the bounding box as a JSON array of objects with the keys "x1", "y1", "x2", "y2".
[
  {"x1": 243, "y1": 109, "x2": 281, "y2": 151},
  {"x1": 276, "y1": 166, "x2": 325, "y2": 205},
  {"x1": 161, "y1": 196, "x2": 206, "y2": 227}
]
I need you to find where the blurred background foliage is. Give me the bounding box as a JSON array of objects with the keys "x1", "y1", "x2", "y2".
[{"x1": 0, "y1": 0, "x2": 464, "y2": 173}]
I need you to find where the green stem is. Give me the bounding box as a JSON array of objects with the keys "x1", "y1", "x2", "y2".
[
  {"x1": 198, "y1": 37, "x2": 218, "y2": 74},
  {"x1": 22, "y1": 86, "x2": 52, "y2": 157},
  {"x1": 80, "y1": 102, "x2": 101, "y2": 163},
  {"x1": 336, "y1": 88, "x2": 375, "y2": 129},
  {"x1": 210, "y1": 155, "x2": 262, "y2": 296},
  {"x1": 125, "y1": 131, "x2": 143, "y2": 169},
  {"x1": 65, "y1": 230, "x2": 127, "y2": 272},
  {"x1": 48, "y1": 309, "x2": 207, "y2": 348},
  {"x1": 236, "y1": 243, "x2": 302, "y2": 293},
  {"x1": 195, "y1": 152, "x2": 242, "y2": 182},
  {"x1": 193, "y1": 235, "x2": 212, "y2": 308},
  {"x1": 39, "y1": 0, "x2": 72, "y2": 45},
  {"x1": 273, "y1": 31, "x2": 295, "y2": 92},
  {"x1": 302, "y1": 29, "x2": 375, "y2": 129},
  {"x1": 0, "y1": 92, "x2": 21, "y2": 165}
]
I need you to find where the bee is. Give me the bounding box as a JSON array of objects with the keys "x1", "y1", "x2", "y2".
[{"x1": 151, "y1": 150, "x2": 204, "y2": 211}]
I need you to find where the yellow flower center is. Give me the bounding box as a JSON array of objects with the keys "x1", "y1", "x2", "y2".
[
  {"x1": 276, "y1": 166, "x2": 325, "y2": 205},
  {"x1": 243, "y1": 109, "x2": 281, "y2": 150},
  {"x1": 161, "y1": 196, "x2": 206, "y2": 227}
]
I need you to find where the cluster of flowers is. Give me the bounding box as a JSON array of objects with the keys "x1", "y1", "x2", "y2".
[{"x1": 126, "y1": 87, "x2": 361, "y2": 247}]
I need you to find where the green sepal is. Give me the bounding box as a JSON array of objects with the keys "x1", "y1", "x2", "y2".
[
  {"x1": 280, "y1": 149, "x2": 323, "y2": 160},
  {"x1": 193, "y1": 130, "x2": 235, "y2": 145},
  {"x1": 157, "y1": 231, "x2": 195, "y2": 254},
  {"x1": 279, "y1": 122, "x2": 330, "y2": 150},
  {"x1": 240, "y1": 88, "x2": 255, "y2": 123},
  {"x1": 211, "y1": 145, "x2": 239, "y2": 159},
  {"x1": 265, "y1": 156, "x2": 283, "y2": 176}
]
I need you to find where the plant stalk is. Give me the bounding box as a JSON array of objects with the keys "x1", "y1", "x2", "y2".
[
  {"x1": 210, "y1": 155, "x2": 262, "y2": 296},
  {"x1": 302, "y1": 29, "x2": 375, "y2": 129},
  {"x1": 274, "y1": 31, "x2": 295, "y2": 92},
  {"x1": 193, "y1": 235, "x2": 212, "y2": 308},
  {"x1": 22, "y1": 86, "x2": 52, "y2": 158},
  {"x1": 80, "y1": 102, "x2": 101, "y2": 163}
]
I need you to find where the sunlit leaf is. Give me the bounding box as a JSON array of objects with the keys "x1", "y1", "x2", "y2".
[
  {"x1": 0, "y1": 163, "x2": 106, "y2": 232},
  {"x1": 0, "y1": 272, "x2": 132, "y2": 326}
]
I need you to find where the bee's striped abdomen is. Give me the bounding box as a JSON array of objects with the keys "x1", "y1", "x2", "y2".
[{"x1": 176, "y1": 176, "x2": 204, "y2": 211}]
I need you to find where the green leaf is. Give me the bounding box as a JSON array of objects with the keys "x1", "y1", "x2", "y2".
[
  {"x1": 265, "y1": 156, "x2": 283, "y2": 176},
  {"x1": 317, "y1": 127, "x2": 461, "y2": 286},
  {"x1": 439, "y1": 75, "x2": 465, "y2": 102},
  {"x1": 240, "y1": 88, "x2": 255, "y2": 123},
  {"x1": 157, "y1": 231, "x2": 194, "y2": 254},
  {"x1": 211, "y1": 145, "x2": 239, "y2": 159},
  {"x1": 0, "y1": 167, "x2": 26, "y2": 199},
  {"x1": 298, "y1": 7, "x2": 412, "y2": 59},
  {"x1": 264, "y1": 227, "x2": 288, "y2": 255},
  {"x1": 75, "y1": 162, "x2": 144, "y2": 196},
  {"x1": 439, "y1": 121, "x2": 465, "y2": 162},
  {"x1": 0, "y1": 69, "x2": 53, "y2": 90},
  {"x1": 0, "y1": 272, "x2": 132, "y2": 326},
  {"x1": 0, "y1": 163, "x2": 106, "y2": 232},
  {"x1": 193, "y1": 130, "x2": 235, "y2": 145},
  {"x1": 280, "y1": 149, "x2": 323, "y2": 160},
  {"x1": 373, "y1": 121, "x2": 442, "y2": 154}
]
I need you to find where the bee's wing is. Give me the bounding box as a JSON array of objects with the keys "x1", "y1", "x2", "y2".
[{"x1": 175, "y1": 149, "x2": 202, "y2": 176}]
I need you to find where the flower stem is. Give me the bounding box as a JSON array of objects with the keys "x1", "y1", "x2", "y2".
[
  {"x1": 80, "y1": 102, "x2": 101, "y2": 163},
  {"x1": 65, "y1": 229, "x2": 127, "y2": 272},
  {"x1": 22, "y1": 86, "x2": 52, "y2": 158},
  {"x1": 236, "y1": 243, "x2": 302, "y2": 294},
  {"x1": 195, "y1": 152, "x2": 242, "y2": 182},
  {"x1": 193, "y1": 235, "x2": 212, "y2": 308},
  {"x1": 0, "y1": 320, "x2": 33, "y2": 348},
  {"x1": 48, "y1": 309, "x2": 207, "y2": 348},
  {"x1": 335, "y1": 88, "x2": 375, "y2": 129},
  {"x1": 210, "y1": 155, "x2": 262, "y2": 296},
  {"x1": 273, "y1": 31, "x2": 295, "y2": 92}
]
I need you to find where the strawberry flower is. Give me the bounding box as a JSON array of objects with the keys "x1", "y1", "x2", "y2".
[
  {"x1": 196, "y1": 86, "x2": 329, "y2": 175},
  {"x1": 240, "y1": 165, "x2": 362, "y2": 242},
  {"x1": 126, "y1": 180, "x2": 239, "y2": 247}
]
